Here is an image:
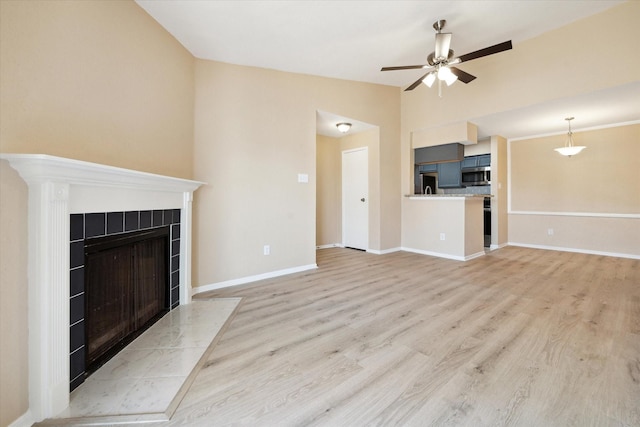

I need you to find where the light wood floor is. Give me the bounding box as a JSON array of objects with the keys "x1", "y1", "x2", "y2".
[{"x1": 167, "y1": 247, "x2": 640, "y2": 426}]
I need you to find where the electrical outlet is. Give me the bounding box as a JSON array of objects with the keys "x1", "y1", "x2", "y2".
[
  {"x1": 263, "y1": 245, "x2": 270, "y2": 255},
  {"x1": 440, "y1": 233, "x2": 446, "y2": 241},
  {"x1": 547, "y1": 228, "x2": 554, "y2": 236},
  {"x1": 297, "y1": 173, "x2": 308, "y2": 183}
]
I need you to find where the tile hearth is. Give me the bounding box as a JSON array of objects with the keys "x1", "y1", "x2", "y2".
[{"x1": 46, "y1": 298, "x2": 241, "y2": 425}]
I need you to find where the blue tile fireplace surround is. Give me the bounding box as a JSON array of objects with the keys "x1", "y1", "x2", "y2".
[{"x1": 69, "y1": 209, "x2": 181, "y2": 391}]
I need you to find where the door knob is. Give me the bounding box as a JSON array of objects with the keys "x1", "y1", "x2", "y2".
[{"x1": 360, "y1": 198, "x2": 365, "y2": 202}]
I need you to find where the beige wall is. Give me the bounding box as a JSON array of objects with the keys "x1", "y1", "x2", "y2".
[
  {"x1": 403, "y1": 197, "x2": 484, "y2": 259},
  {"x1": 401, "y1": 1, "x2": 639, "y2": 251},
  {"x1": 510, "y1": 124, "x2": 639, "y2": 214},
  {"x1": 465, "y1": 138, "x2": 491, "y2": 157},
  {"x1": 0, "y1": 1, "x2": 194, "y2": 425},
  {"x1": 508, "y1": 123, "x2": 639, "y2": 256},
  {"x1": 0, "y1": 0, "x2": 194, "y2": 178},
  {"x1": 316, "y1": 134, "x2": 341, "y2": 247},
  {"x1": 193, "y1": 60, "x2": 400, "y2": 287}
]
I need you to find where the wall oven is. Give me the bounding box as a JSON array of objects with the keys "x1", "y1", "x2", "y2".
[{"x1": 461, "y1": 167, "x2": 490, "y2": 186}]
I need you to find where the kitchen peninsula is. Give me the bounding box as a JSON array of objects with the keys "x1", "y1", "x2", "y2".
[{"x1": 402, "y1": 194, "x2": 487, "y2": 261}]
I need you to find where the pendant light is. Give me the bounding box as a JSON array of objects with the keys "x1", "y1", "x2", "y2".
[{"x1": 554, "y1": 117, "x2": 586, "y2": 157}]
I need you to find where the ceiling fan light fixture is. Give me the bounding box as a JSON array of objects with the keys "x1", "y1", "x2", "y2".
[
  {"x1": 437, "y1": 66, "x2": 458, "y2": 86},
  {"x1": 423, "y1": 72, "x2": 436, "y2": 88},
  {"x1": 554, "y1": 117, "x2": 586, "y2": 157},
  {"x1": 336, "y1": 122, "x2": 352, "y2": 133},
  {"x1": 444, "y1": 72, "x2": 458, "y2": 86}
]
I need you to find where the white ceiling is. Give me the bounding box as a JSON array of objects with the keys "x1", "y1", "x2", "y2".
[{"x1": 136, "y1": 0, "x2": 638, "y2": 139}]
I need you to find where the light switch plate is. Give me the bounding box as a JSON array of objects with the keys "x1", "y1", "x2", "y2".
[{"x1": 298, "y1": 173, "x2": 309, "y2": 183}]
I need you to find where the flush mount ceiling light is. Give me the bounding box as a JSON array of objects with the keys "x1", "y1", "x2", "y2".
[
  {"x1": 554, "y1": 117, "x2": 586, "y2": 157},
  {"x1": 336, "y1": 122, "x2": 352, "y2": 133}
]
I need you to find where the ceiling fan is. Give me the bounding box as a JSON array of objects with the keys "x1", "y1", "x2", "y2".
[{"x1": 381, "y1": 20, "x2": 512, "y2": 95}]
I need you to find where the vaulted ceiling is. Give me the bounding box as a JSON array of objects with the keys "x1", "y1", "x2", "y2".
[{"x1": 136, "y1": 1, "x2": 638, "y2": 138}]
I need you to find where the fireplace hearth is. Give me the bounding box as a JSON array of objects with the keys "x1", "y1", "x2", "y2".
[{"x1": 0, "y1": 154, "x2": 204, "y2": 423}]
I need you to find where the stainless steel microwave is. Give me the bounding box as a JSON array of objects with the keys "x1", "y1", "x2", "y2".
[{"x1": 461, "y1": 167, "x2": 491, "y2": 186}]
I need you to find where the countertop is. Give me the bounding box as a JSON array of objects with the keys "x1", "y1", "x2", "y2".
[{"x1": 406, "y1": 194, "x2": 491, "y2": 199}]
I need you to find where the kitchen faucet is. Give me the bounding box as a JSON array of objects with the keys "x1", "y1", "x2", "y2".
[{"x1": 425, "y1": 185, "x2": 432, "y2": 194}]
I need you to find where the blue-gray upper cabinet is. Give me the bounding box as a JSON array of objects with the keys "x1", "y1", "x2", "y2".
[
  {"x1": 419, "y1": 163, "x2": 438, "y2": 173},
  {"x1": 478, "y1": 154, "x2": 491, "y2": 167},
  {"x1": 461, "y1": 157, "x2": 478, "y2": 169},
  {"x1": 461, "y1": 154, "x2": 491, "y2": 169},
  {"x1": 437, "y1": 161, "x2": 463, "y2": 188}
]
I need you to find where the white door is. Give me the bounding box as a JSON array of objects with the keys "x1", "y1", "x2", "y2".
[{"x1": 342, "y1": 148, "x2": 368, "y2": 250}]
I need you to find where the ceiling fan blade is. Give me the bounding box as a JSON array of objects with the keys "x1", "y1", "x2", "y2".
[
  {"x1": 456, "y1": 40, "x2": 512, "y2": 63},
  {"x1": 405, "y1": 72, "x2": 431, "y2": 91},
  {"x1": 434, "y1": 33, "x2": 452, "y2": 60},
  {"x1": 381, "y1": 64, "x2": 428, "y2": 71},
  {"x1": 449, "y1": 67, "x2": 476, "y2": 84}
]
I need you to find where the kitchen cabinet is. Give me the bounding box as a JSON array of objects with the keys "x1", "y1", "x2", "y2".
[
  {"x1": 414, "y1": 143, "x2": 464, "y2": 164},
  {"x1": 478, "y1": 154, "x2": 491, "y2": 167},
  {"x1": 461, "y1": 154, "x2": 491, "y2": 169},
  {"x1": 437, "y1": 161, "x2": 462, "y2": 188},
  {"x1": 419, "y1": 163, "x2": 438, "y2": 173},
  {"x1": 461, "y1": 157, "x2": 477, "y2": 169}
]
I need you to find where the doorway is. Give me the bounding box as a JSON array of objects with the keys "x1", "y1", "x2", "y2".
[{"x1": 342, "y1": 147, "x2": 368, "y2": 250}]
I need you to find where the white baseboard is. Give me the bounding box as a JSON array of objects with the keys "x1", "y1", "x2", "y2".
[
  {"x1": 316, "y1": 243, "x2": 343, "y2": 249},
  {"x1": 508, "y1": 242, "x2": 640, "y2": 260},
  {"x1": 8, "y1": 410, "x2": 34, "y2": 427},
  {"x1": 489, "y1": 242, "x2": 508, "y2": 251},
  {"x1": 367, "y1": 247, "x2": 401, "y2": 255},
  {"x1": 193, "y1": 263, "x2": 318, "y2": 294},
  {"x1": 400, "y1": 247, "x2": 485, "y2": 261},
  {"x1": 465, "y1": 251, "x2": 486, "y2": 261}
]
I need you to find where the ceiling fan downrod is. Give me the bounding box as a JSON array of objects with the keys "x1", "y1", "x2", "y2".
[{"x1": 433, "y1": 19, "x2": 446, "y2": 32}]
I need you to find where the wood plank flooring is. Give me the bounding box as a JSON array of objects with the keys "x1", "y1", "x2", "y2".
[{"x1": 167, "y1": 247, "x2": 640, "y2": 426}]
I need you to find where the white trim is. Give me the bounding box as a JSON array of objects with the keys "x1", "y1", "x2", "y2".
[
  {"x1": 400, "y1": 247, "x2": 485, "y2": 261},
  {"x1": 316, "y1": 243, "x2": 343, "y2": 249},
  {"x1": 0, "y1": 154, "x2": 204, "y2": 192},
  {"x1": 489, "y1": 242, "x2": 508, "y2": 251},
  {"x1": 367, "y1": 247, "x2": 402, "y2": 255},
  {"x1": 508, "y1": 119, "x2": 640, "y2": 143},
  {"x1": 508, "y1": 210, "x2": 639, "y2": 218},
  {"x1": 0, "y1": 154, "x2": 204, "y2": 422},
  {"x1": 7, "y1": 410, "x2": 34, "y2": 427},
  {"x1": 193, "y1": 264, "x2": 318, "y2": 294},
  {"x1": 508, "y1": 242, "x2": 640, "y2": 260}
]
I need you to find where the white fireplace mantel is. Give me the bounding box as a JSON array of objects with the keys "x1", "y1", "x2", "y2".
[{"x1": 0, "y1": 154, "x2": 205, "y2": 422}]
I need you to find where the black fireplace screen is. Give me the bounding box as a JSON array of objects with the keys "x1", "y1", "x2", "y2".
[{"x1": 84, "y1": 227, "x2": 169, "y2": 372}]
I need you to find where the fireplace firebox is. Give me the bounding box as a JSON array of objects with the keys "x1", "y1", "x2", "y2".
[{"x1": 84, "y1": 227, "x2": 170, "y2": 374}]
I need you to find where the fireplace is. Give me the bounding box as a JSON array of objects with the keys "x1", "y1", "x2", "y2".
[
  {"x1": 69, "y1": 210, "x2": 183, "y2": 390},
  {"x1": 0, "y1": 154, "x2": 204, "y2": 423}
]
